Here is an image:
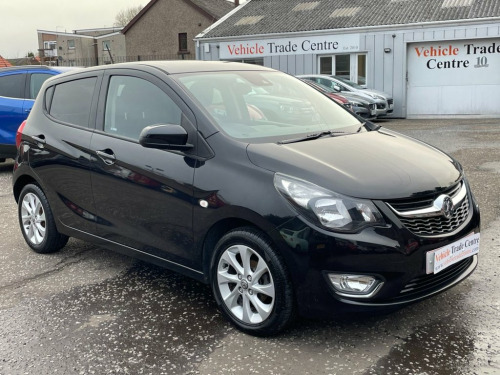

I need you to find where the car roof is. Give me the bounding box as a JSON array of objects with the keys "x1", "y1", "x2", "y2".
[
  {"x1": 80, "y1": 60, "x2": 276, "y2": 75},
  {"x1": 0, "y1": 65, "x2": 79, "y2": 74}
]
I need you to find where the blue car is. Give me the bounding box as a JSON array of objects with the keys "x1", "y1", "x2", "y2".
[{"x1": 0, "y1": 66, "x2": 77, "y2": 162}]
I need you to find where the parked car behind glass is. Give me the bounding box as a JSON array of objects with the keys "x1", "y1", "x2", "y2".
[
  {"x1": 13, "y1": 61, "x2": 480, "y2": 336},
  {"x1": 0, "y1": 66, "x2": 78, "y2": 162},
  {"x1": 301, "y1": 79, "x2": 377, "y2": 120},
  {"x1": 298, "y1": 74, "x2": 393, "y2": 117},
  {"x1": 300, "y1": 79, "x2": 352, "y2": 111}
]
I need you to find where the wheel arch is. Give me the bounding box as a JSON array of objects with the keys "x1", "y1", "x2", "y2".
[
  {"x1": 13, "y1": 174, "x2": 39, "y2": 202},
  {"x1": 200, "y1": 215, "x2": 302, "y2": 285},
  {"x1": 201, "y1": 218, "x2": 262, "y2": 283}
]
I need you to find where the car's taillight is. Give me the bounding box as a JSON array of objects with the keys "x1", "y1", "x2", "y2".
[{"x1": 16, "y1": 120, "x2": 27, "y2": 149}]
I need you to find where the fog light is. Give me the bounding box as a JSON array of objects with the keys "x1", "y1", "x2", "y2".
[{"x1": 328, "y1": 274, "x2": 383, "y2": 298}]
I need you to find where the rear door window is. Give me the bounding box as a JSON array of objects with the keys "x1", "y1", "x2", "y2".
[
  {"x1": 49, "y1": 77, "x2": 97, "y2": 127},
  {"x1": 0, "y1": 73, "x2": 26, "y2": 99}
]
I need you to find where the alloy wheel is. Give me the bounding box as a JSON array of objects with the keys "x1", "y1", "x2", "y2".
[
  {"x1": 217, "y1": 244, "x2": 275, "y2": 324},
  {"x1": 21, "y1": 192, "x2": 46, "y2": 245}
]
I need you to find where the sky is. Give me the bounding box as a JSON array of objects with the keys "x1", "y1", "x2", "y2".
[
  {"x1": 1, "y1": 0, "x2": 148, "y2": 58},
  {"x1": 1, "y1": 0, "x2": 244, "y2": 59}
]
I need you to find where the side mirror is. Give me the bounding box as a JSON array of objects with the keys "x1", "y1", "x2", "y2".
[{"x1": 139, "y1": 124, "x2": 193, "y2": 150}]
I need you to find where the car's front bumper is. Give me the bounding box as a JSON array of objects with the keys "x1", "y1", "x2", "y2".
[{"x1": 276, "y1": 191, "x2": 480, "y2": 318}]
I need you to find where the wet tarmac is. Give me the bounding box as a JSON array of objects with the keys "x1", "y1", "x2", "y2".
[{"x1": 0, "y1": 118, "x2": 499, "y2": 375}]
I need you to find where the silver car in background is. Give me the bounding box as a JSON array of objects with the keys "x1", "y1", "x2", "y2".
[{"x1": 298, "y1": 75, "x2": 393, "y2": 117}]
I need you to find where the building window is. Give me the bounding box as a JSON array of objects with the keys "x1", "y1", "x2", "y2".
[
  {"x1": 103, "y1": 40, "x2": 111, "y2": 51},
  {"x1": 319, "y1": 54, "x2": 367, "y2": 85},
  {"x1": 44, "y1": 41, "x2": 56, "y2": 50},
  {"x1": 178, "y1": 33, "x2": 188, "y2": 52},
  {"x1": 43, "y1": 41, "x2": 57, "y2": 57},
  {"x1": 68, "y1": 40, "x2": 75, "y2": 49}
]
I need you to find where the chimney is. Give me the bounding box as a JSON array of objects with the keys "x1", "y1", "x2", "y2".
[{"x1": 235, "y1": 0, "x2": 239, "y2": 6}]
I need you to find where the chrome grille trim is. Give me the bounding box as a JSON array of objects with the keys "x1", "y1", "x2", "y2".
[
  {"x1": 387, "y1": 182, "x2": 466, "y2": 218},
  {"x1": 398, "y1": 199, "x2": 469, "y2": 236},
  {"x1": 385, "y1": 181, "x2": 471, "y2": 236}
]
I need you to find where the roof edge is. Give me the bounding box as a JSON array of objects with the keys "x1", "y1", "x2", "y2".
[
  {"x1": 122, "y1": 0, "x2": 158, "y2": 34},
  {"x1": 37, "y1": 30, "x2": 96, "y2": 39},
  {"x1": 196, "y1": 15, "x2": 500, "y2": 41},
  {"x1": 123, "y1": 0, "x2": 233, "y2": 35},
  {"x1": 195, "y1": 0, "x2": 249, "y2": 39}
]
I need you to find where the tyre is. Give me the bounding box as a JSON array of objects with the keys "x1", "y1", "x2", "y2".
[
  {"x1": 18, "y1": 184, "x2": 69, "y2": 254},
  {"x1": 211, "y1": 227, "x2": 295, "y2": 336},
  {"x1": 0, "y1": 158, "x2": 5, "y2": 163}
]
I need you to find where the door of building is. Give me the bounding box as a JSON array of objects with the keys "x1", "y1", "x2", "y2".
[{"x1": 407, "y1": 38, "x2": 500, "y2": 117}]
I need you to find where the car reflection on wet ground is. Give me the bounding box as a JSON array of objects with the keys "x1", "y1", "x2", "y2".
[{"x1": 0, "y1": 118, "x2": 499, "y2": 375}]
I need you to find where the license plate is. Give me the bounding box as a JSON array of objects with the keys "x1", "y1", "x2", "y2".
[
  {"x1": 426, "y1": 232, "x2": 480, "y2": 274},
  {"x1": 389, "y1": 104, "x2": 394, "y2": 109},
  {"x1": 371, "y1": 109, "x2": 376, "y2": 115}
]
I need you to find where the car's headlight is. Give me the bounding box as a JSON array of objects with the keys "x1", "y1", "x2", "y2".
[{"x1": 274, "y1": 174, "x2": 386, "y2": 232}]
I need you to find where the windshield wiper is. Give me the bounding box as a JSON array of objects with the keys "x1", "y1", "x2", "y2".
[
  {"x1": 356, "y1": 122, "x2": 381, "y2": 132},
  {"x1": 356, "y1": 122, "x2": 367, "y2": 133},
  {"x1": 278, "y1": 130, "x2": 346, "y2": 145}
]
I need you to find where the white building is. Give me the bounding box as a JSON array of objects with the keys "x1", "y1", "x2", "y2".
[{"x1": 195, "y1": 0, "x2": 500, "y2": 118}]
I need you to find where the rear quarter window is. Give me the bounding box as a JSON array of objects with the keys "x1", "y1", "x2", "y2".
[{"x1": 49, "y1": 77, "x2": 97, "y2": 127}]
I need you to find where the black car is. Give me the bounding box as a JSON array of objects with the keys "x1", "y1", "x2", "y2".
[{"x1": 13, "y1": 61, "x2": 480, "y2": 336}]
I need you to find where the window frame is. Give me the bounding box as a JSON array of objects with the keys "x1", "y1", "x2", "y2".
[
  {"x1": 67, "y1": 39, "x2": 75, "y2": 50},
  {"x1": 43, "y1": 70, "x2": 103, "y2": 130}
]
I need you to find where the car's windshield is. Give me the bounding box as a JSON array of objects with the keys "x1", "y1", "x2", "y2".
[
  {"x1": 176, "y1": 71, "x2": 361, "y2": 142},
  {"x1": 333, "y1": 76, "x2": 365, "y2": 90}
]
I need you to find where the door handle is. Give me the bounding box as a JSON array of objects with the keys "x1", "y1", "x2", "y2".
[{"x1": 96, "y1": 149, "x2": 116, "y2": 165}]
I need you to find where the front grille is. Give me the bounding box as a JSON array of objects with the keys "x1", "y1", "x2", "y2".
[
  {"x1": 399, "y1": 199, "x2": 469, "y2": 236},
  {"x1": 386, "y1": 182, "x2": 470, "y2": 236},
  {"x1": 388, "y1": 183, "x2": 461, "y2": 213},
  {"x1": 376, "y1": 103, "x2": 386, "y2": 109},
  {"x1": 388, "y1": 99, "x2": 394, "y2": 105},
  {"x1": 393, "y1": 257, "x2": 474, "y2": 301}
]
